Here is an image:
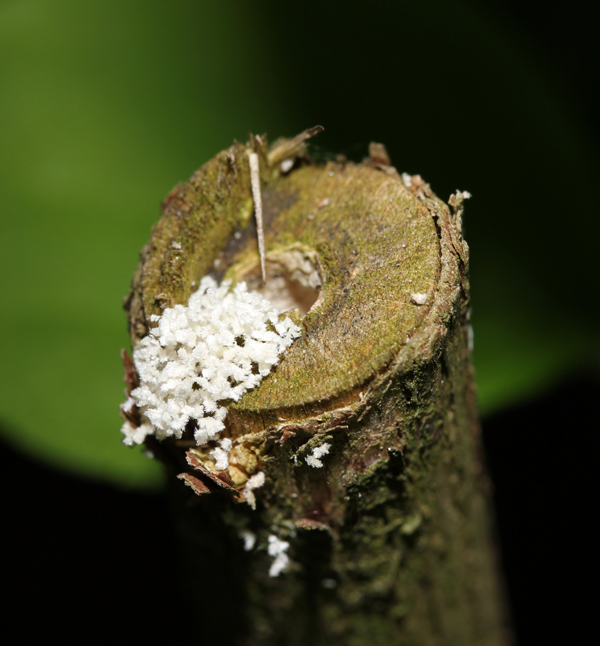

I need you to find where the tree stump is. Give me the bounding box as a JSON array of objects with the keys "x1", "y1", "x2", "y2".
[{"x1": 123, "y1": 129, "x2": 509, "y2": 645}]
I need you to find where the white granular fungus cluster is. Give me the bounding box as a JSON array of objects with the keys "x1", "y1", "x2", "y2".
[{"x1": 122, "y1": 276, "x2": 301, "y2": 447}]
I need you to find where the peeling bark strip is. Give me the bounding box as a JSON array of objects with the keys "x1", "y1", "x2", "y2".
[{"x1": 124, "y1": 129, "x2": 509, "y2": 645}]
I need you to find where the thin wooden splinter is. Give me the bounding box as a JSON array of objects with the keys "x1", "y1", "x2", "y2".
[
  {"x1": 267, "y1": 125, "x2": 324, "y2": 165},
  {"x1": 248, "y1": 151, "x2": 266, "y2": 283}
]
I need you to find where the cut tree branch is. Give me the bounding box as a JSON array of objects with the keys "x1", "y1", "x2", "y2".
[{"x1": 123, "y1": 130, "x2": 510, "y2": 646}]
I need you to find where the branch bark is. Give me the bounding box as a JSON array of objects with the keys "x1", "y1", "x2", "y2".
[{"x1": 124, "y1": 131, "x2": 510, "y2": 645}]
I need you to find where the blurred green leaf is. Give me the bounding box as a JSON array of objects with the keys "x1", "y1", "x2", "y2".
[
  {"x1": 0, "y1": 0, "x2": 597, "y2": 488},
  {"x1": 0, "y1": 0, "x2": 291, "y2": 487}
]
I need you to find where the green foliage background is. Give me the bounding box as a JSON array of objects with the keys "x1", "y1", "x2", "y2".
[{"x1": 1, "y1": 0, "x2": 597, "y2": 489}]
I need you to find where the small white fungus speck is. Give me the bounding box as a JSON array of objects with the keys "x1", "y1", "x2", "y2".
[
  {"x1": 401, "y1": 172, "x2": 413, "y2": 188},
  {"x1": 171, "y1": 241, "x2": 182, "y2": 249},
  {"x1": 268, "y1": 535, "x2": 290, "y2": 577},
  {"x1": 122, "y1": 397, "x2": 135, "y2": 414},
  {"x1": 280, "y1": 159, "x2": 294, "y2": 173},
  {"x1": 240, "y1": 530, "x2": 256, "y2": 552},
  {"x1": 210, "y1": 437, "x2": 233, "y2": 471},
  {"x1": 411, "y1": 293, "x2": 427, "y2": 305},
  {"x1": 246, "y1": 471, "x2": 265, "y2": 489},
  {"x1": 306, "y1": 442, "x2": 331, "y2": 468},
  {"x1": 243, "y1": 471, "x2": 266, "y2": 509},
  {"x1": 121, "y1": 421, "x2": 153, "y2": 447}
]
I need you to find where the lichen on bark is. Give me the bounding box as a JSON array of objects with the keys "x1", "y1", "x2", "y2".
[{"x1": 123, "y1": 129, "x2": 510, "y2": 645}]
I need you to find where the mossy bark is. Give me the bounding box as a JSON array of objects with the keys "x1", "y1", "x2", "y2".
[{"x1": 124, "y1": 131, "x2": 510, "y2": 645}]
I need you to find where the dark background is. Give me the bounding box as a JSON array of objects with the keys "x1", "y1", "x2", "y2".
[
  {"x1": 3, "y1": 372, "x2": 597, "y2": 643},
  {"x1": 2, "y1": 1, "x2": 598, "y2": 643}
]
